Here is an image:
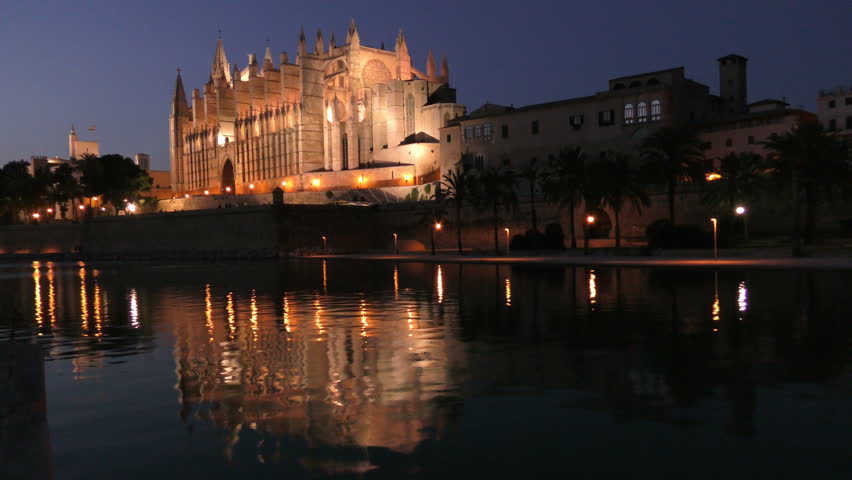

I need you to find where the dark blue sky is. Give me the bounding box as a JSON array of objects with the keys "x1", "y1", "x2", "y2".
[{"x1": 2, "y1": 0, "x2": 850, "y2": 170}]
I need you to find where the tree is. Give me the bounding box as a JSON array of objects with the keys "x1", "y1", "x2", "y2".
[
  {"x1": 75, "y1": 154, "x2": 152, "y2": 214},
  {"x1": 473, "y1": 167, "x2": 519, "y2": 254},
  {"x1": 518, "y1": 158, "x2": 541, "y2": 233},
  {"x1": 587, "y1": 152, "x2": 650, "y2": 248},
  {"x1": 542, "y1": 146, "x2": 587, "y2": 249},
  {"x1": 763, "y1": 120, "x2": 851, "y2": 254},
  {"x1": 640, "y1": 126, "x2": 707, "y2": 226},
  {"x1": 702, "y1": 152, "x2": 769, "y2": 229},
  {"x1": 441, "y1": 160, "x2": 475, "y2": 255},
  {"x1": 0, "y1": 160, "x2": 44, "y2": 224},
  {"x1": 50, "y1": 163, "x2": 82, "y2": 220}
]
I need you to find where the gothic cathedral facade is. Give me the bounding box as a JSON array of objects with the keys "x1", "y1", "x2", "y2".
[{"x1": 170, "y1": 20, "x2": 465, "y2": 196}]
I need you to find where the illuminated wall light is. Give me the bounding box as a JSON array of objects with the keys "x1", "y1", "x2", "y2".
[
  {"x1": 249, "y1": 183, "x2": 255, "y2": 190},
  {"x1": 225, "y1": 186, "x2": 232, "y2": 193},
  {"x1": 312, "y1": 178, "x2": 321, "y2": 188},
  {"x1": 204, "y1": 190, "x2": 210, "y2": 195},
  {"x1": 184, "y1": 193, "x2": 190, "y2": 198},
  {"x1": 403, "y1": 174, "x2": 412, "y2": 183}
]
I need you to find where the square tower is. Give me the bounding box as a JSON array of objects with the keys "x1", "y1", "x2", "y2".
[{"x1": 719, "y1": 54, "x2": 748, "y2": 116}]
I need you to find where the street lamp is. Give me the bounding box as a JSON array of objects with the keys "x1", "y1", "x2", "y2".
[
  {"x1": 127, "y1": 203, "x2": 137, "y2": 214},
  {"x1": 504, "y1": 228, "x2": 510, "y2": 256},
  {"x1": 32, "y1": 212, "x2": 40, "y2": 221},
  {"x1": 321, "y1": 235, "x2": 327, "y2": 252},
  {"x1": 735, "y1": 206, "x2": 748, "y2": 241},
  {"x1": 710, "y1": 217, "x2": 718, "y2": 260},
  {"x1": 225, "y1": 186, "x2": 232, "y2": 193},
  {"x1": 431, "y1": 222, "x2": 442, "y2": 256},
  {"x1": 584, "y1": 215, "x2": 596, "y2": 255},
  {"x1": 393, "y1": 233, "x2": 398, "y2": 254}
]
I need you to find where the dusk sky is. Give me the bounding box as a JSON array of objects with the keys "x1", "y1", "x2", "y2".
[{"x1": 1, "y1": 0, "x2": 850, "y2": 170}]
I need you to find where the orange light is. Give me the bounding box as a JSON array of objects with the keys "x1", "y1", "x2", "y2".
[
  {"x1": 79, "y1": 205, "x2": 85, "y2": 210},
  {"x1": 403, "y1": 174, "x2": 412, "y2": 183},
  {"x1": 586, "y1": 215, "x2": 596, "y2": 224},
  {"x1": 435, "y1": 222, "x2": 442, "y2": 231},
  {"x1": 706, "y1": 172, "x2": 722, "y2": 182},
  {"x1": 225, "y1": 186, "x2": 232, "y2": 192},
  {"x1": 184, "y1": 193, "x2": 190, "y2": 198},
  {"x1": 249, "y1": 183, "x2": 255, "y2": 190},
  {"x1": 312, "y1": 179, "x2": 321, "y2": 187},
  {"x1": 32, "y1": 213, "x2": 40, "y2": 219},
  {"x1": 46, "y1": 208, "x2": 53, "y2": 213},
  {"x1": 281, "y1": 180, "x2": 287, "y2": 187},
  {"x1": 204, "y1": 190, "x2": 210, "y2": 195},
  {"x1": 358, "y1": 175, "x2": 366, "y2": 185}
]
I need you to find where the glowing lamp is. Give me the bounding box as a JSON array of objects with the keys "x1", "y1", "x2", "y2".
[
  {"x1": 32, "y1": 213, "x2": 40, "y2": 219},
  {"x1": 184, "y1": 193, "x2": 190, "y2": 198},
  {"x1": 434, "y1": 222, "x2": 442, "y2": 231},
  {"x1": 225, "y1": 186, "x2": 232, "y2": 192},
  {"x1": 586, "y1": 215, "x2": 596, "y2": 224},
  {"x1": 403, "y1": 174, "x2": 412, "y2": 183},
  {"x1": 705, "y1": 172, "x2": 722, "y2": 182},
  {"x1": 358, "y1": 175, "x2": 366, "y2": 185},
  {"x1": 127, "y1": 203, "x2": 137, "y2": 213},
  {"x1": 100, "y1": 207, "x2": 106, "y2": 211},
  {"x1": 47, "y1": 208, "x2": 53, "y2": 213},
  {"x1": 312, "y1": 179, "x2": 321, "y2": 188},
  {"x1": 79, "y1": 205, "x2": 85, "y2": 210},
  {"x1": 249, "y1": 183, "x2": 255, "y2": 190},
  {"x1": 204, "y1": 190, "x2": 210, "y2": 195},
  {"x1": 281, "y1": 180, "x2": 287, "y2": 187},
  {"x1": 735, "y1": 206, "x2": 746, "y2": 215}
]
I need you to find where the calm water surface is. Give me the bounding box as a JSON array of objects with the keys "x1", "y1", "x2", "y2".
[{"x1": 2, "y1": 260, "x2": 852, "y2": 478}]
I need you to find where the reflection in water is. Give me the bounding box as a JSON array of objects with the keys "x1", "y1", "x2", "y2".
[
  {"x1": 47, "y1": 262, "x2": 56, "y2": 329},
  {"x1": 33, "y1": 261, "x2": 43, "y2": 333},
  {"x1": 588, "y1": 269, "x2": 597, "y2": 306},
  {"x1": 436, "y1": 264, "x2": 444, "y2": 304},
  {"x1": 738, "y1": 281, "x2": 748, "y2": 314},
  {"x1": 6, "y1": 262, "x2": 852, "y2": 477},
  {"x1": 322, "y1": 259, "x2": 328, "y2": 294},
  {"x1": 79, "y1": 264, "x2": 88, "y2": 335},
  {"x1": 129, "y1": 288, "x2": 140, "y2": 328}
]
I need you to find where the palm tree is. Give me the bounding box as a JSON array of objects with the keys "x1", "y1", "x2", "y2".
[
  {"x1": 474, "y1": 167, "x2": 519, "y2": 254},
  {"x1": 518, "y1": 158, "x2": 541, "y2": 233},
  {"x1": 763, "y1": 120, "x2": 851, "y2": 254},
  {"x1": 50, "y1": 163, "x2": 82, "y2": 220},
  {"x1": 441, "y1": 160, "x2": 475, "y2": 255},
  {"x1": 587, "y1": 152, "x2": 650, "y2": 248},
  {"x1": 542, "y1": 146, "x2": 587, "y2": 249},
  {"x1": 703, "y1": 152, "x2": 768, "y2": 240},
  {"x1": 640, "y1": 126, "x2": 707, "y2": 226}
]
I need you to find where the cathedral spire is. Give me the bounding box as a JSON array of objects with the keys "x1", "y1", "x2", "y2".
[
  {"x1": 315, "y1": 28, "x2": 325, "y2": 55},
  {"x1": 298, "y1": 26, "x2": 306, "y2": 57},
  {"x1": 395, "y1": 29, "x2": 408, "y2": 54},
  {"x1": 173, "y1": 68, "x2": 189, "y2": 112},
  {"x1": 440, "y1": 55, "x2": 450, "y2": 83},
  {"x1": 263, "y1": 45, "x2": 274, "y2": 70},
  {"x1": 346, "y1": 18, "x2": 359, "y2": 45},
  {"x1": 426, "y1": 49, "x2": 436, "y2": 79},
  {"x1": 211, "y1": 36, "x2": 231, "y2": 82},
  {"x1": 329, "y1": 32, "x2": 336, "y2": 51}
]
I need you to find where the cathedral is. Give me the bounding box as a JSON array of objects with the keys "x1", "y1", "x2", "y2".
[{"x1": 170, "y1": 20, "x2": 465, "y2": 196}]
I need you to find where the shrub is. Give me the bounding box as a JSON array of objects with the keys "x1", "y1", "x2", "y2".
[
  {"x1": 510, "y1": 234, "x2": 529, "y2": 250},
  {"x1": 543, "y1": 223, "x2": 566, "y2": 250}
]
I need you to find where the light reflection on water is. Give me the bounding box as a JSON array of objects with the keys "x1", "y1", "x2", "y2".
[{"x1": 1, "y1": 261, "x2": 852, "y2": 477}]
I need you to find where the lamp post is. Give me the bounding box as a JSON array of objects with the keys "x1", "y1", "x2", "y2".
[
  {"x1": 710, "y1": 217, "x2": 718, "y2": 260},
  {"x1": 432, "y1": 222, "x2": 442, "y2": 256},
  {"x1": 504, "y1": 228, "x2": 510, "y2": 256},
  {"x1": 393, "y1": 233, "x2": 398, "y2": 255},
  {"x1": 322, "y1": 236, "x2": 327, "y2": 252},
  {"x1": 735, "y1": 206, "x2": 748, "y2": 242},
  {"x1": 584, "y1": 215, "x2": 596, "y2": 255}
]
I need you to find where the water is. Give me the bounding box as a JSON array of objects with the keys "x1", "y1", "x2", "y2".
[{"x1": 2, "y1": 260, "x2": 852, "y2": 478}]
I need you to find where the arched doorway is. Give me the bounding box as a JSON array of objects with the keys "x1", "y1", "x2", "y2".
[{"x1": 221, "y1": 159, "x2": 235, "y2": 194}]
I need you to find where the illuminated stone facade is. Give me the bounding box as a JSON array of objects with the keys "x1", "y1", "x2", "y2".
[{"x1": 170, "y1": 21, "x2": 465, "y2": 196}]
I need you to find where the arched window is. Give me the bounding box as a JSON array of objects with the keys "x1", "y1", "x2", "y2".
[
  {"x1": 638, "y1": 102, "x2": 648, "y2": 123},
  {"x1": 651, "y1": 100, "x2": 662, "y2": 121},
  {"x1": 624, "y1": 104, "x2": 634, "y2": 124},
  {"x1": 405, "y1": 94, "x2": 415, "y2": 136},
  {"x1": 341, "y1": 134, "x2": 349, "y2": 170}
]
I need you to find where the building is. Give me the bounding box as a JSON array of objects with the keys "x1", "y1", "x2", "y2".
[
  {"x1": 700, "y1": 100, "x2": 815, "y2": 162},
  {"x1": 817, "y1": 86, "x2": 852, "y2": 140},
  {"x1": 134, "y1": 153, "x2": 150, "y2": 170},
  {"x1": 439, "y1": 54, "x2": 773, "y2": 173},
  {"x1": 68, "y1": 127, "x2": 99, "y2": 159},
  {"x1": 170, "y1": 20, "x2": 465, "y2": 196}
]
